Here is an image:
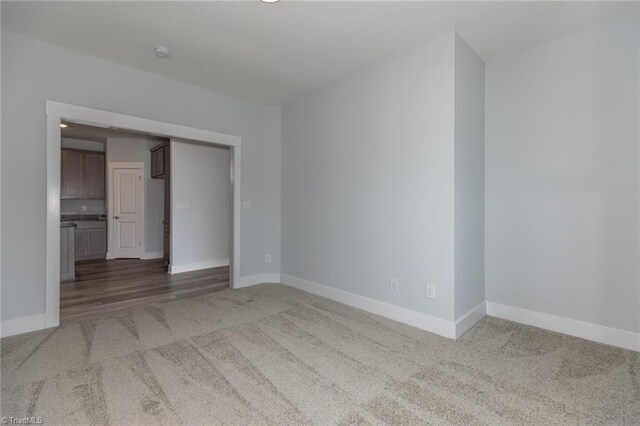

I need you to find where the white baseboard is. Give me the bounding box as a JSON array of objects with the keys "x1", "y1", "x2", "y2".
[
  {"x1": 1, "y1": 314, "x2": 48, "y2": 338},
  {"x1": 487, "y1": 302, "x2": 640, "y2": 352},
  {"x1": 235, "y1": 273, "x2": 281, "y2": 289},
  {"x1": 281, "y1": 274, "x2": 456, "y2": 339},
  {"x1": 141, "y1": 251, "x2": 163, "y2": 260},
  {"x1": 169, "y1": 258, "x2": 229, "y2": 274},
  {"x1": 455, "y1": 302, "x2": 487, "y2": 338}
]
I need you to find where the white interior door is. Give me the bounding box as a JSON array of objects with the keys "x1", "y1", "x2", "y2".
[{"x1": 110, "y1": 166, "x2": 144, "y2": 258}]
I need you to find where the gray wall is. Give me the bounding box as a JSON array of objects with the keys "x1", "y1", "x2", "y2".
[
  {"x1": 1, "y1": 30, "x2": 281, "y2": 322},
  {"x1": 61, "y1": 200, "x2": 105, "y2": 215},
  {"x1": 106, "y1": 137, "x2": 149, "y2": 162},
  {"x1": 61, "y1": 137, "x2": 104, "y2": 152},
  {"x1": 171, "y1": 140, "x2": 230, "y2": 269},
  {"x1": 485, "y1": 16, "x2": 640, "y2": 332},
  {"x1": 453, "y1": 34, "x2": 485, "y2": 319},
  {"x1": 106, "y1": 136, "x2": 165, "y2": 257},
  {"x1": 282, "y1": 33, "x2": 457, "y2": 320}
]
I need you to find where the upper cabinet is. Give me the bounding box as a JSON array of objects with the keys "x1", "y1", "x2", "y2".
[
  {"x1": 84, "y1": 152, "x2": 105, "y2": 199},
  {"x1": 61, "y1": 149, "x2": 84, "y2": 198},
  {"x1": 150, "y1": 143, "x2": 167, "y2": 179},
  {"x1": 61, "y1": 149, "x2": 105, "y2": 199}
]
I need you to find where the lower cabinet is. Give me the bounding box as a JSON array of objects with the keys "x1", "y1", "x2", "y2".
[
  {"x1": 85, "y1": 228, "x2": 107, "y2": 257},
  {"x1": 61, "y1": 226, "x2": 76, "y2": 281},
  {"x1": 74, "y1": 221, "x2": 107, "y2": 261}
]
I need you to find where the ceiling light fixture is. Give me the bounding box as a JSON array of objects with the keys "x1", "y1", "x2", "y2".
[
  {"x1": 153, "y1": 45, "x2": 172, "y2": 59},
  {"x1": 60, "y1": 123, "x2": 68, "y2": 128},
  {"x1": 261, "y1": 0, "x2": 280, "y2": 3}
]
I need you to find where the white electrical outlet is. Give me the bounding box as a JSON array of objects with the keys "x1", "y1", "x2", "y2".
[
  {"x1": 425, "y1": 283, "x2": 436, "y2": 299},
  {"x1": 81, "y1": 205, "x2": 87, "y2": 211},
  {"x1": 389, "y1": 278, "x2": 398, "y2": 292},
  {"x1": 265, "y1": 254, "x2": 272, "y2": 263}
]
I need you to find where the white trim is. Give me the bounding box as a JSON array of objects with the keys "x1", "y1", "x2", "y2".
[
  {"x1": 45, "y1": 101, "x2": 242, "y2": 337},
  {"x1": 1, "y1": 314, "x2": 48, "y2": 338},
  {"x1": 141, "y1": 251, "x2": 164, "y2": 260},
  {"x1": 236, "y1": 273, "x2": 281, "y2": 288},
  {"x1": 487, "y1": 302, "x2": 640, "y2": 352},
  {"x1": 169, "y1": 258, "x2": 229, "y2": 274},
  {"x1": 46, "y1": 114, "x2": 61, "y2": 329},
  {"x1": 229, "y1": 144, "x2": 241, "y2": 289},
  {"x1": 454, "y1": 302, "x2": 487, "y2": 338},
  {"x1": 46, "y1": 101, "x2": 241, "y2": 147},
  {"x1": 281, "y1": 274, "x2": 456, "y2": 339},
  {"x1": 107, "y1": 162, "x2": 145, "y2": 259}
]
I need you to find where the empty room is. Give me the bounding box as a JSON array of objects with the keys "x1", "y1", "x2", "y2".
[{"x1": 1, "y1": 1, "x2": 638, "y2": 425}]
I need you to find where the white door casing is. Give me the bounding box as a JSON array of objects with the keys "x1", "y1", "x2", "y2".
[
  {"x1": 107, "y1": 163, "x2": 144, "y2": 259},
  {"x1": 45, "y1": 101, "x2": 241, "y2": 333}
]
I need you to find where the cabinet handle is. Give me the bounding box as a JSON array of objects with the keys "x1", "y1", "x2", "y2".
[{"x1": 113, "y1": 216, "x2": 120, "y2": 220}]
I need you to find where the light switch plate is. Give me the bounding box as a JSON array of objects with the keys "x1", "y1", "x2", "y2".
[{"x1": 425, "y1": 284, "x2": 436, "y2": 299}]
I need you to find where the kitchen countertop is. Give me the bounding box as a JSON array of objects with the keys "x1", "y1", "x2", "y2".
[
  {"x1": 60, "y1": 222, "x2": 77, "y2": 228},
  {"x1": 61, "y1": 214, "x2": 107, "y2": 221}
]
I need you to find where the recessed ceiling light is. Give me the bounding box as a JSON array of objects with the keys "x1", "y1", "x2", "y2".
[
  {"x1": 261, "y1": 0, "x2": 279, "y2": 3},
  {"x1": 153, "y1": 46, "x2": 172, "y2": 59},
  {"x1": 60, "y1": 123, "x2": 68, "y2": 128}
]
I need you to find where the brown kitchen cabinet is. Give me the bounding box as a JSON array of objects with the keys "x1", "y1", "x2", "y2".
[
  {"x1": 74, "y1": 221, "x2": 107, "y2": 261},
  {"x1": 150, "y1": 142, "x2": 171, "y2": 265},
  {"x1": 61, "y1": 149, "x2": 84, "y2": 198},
  {"x1": 61, "y1": 149, "x2": 105, "y2": 199},
  {"x1": 84, "y1": 152, "x2": 105, "y2": 199},
  {"x1": 150, "y1": 143, "x2": 167, "y2": 179}
]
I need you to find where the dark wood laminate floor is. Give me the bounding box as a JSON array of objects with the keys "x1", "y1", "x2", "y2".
[{"x1": 60, "y1": 258, "x2": 229, "y2": 321}]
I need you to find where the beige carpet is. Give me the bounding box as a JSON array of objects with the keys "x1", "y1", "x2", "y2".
[{"x1": 1, "y1": 284, "x2": 638, "y2": 425}]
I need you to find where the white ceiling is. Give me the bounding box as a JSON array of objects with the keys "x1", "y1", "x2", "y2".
[{"x1": 2, "y1": 1, "x2": 636, "y2": 105}]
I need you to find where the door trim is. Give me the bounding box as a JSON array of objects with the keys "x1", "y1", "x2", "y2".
[
  {"x1": 46, "y1": 101, "x2": 242, "y2": 330},
  {"x1": 106, "y1": 162, "x2": 145, "y2": 259}
]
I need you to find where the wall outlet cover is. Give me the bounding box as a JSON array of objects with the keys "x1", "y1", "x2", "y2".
[{"x1": 389, "y1": 278, "x2": 398, "y2": 292}]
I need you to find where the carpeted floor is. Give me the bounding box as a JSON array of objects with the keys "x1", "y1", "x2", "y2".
[{"x1": 1, "y1": 283, "x2": 638, "y2": 425}]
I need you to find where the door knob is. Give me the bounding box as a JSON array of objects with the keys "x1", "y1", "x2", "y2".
[{"x1": 113, "y1": 216, "x2": 120, "y2": 220}]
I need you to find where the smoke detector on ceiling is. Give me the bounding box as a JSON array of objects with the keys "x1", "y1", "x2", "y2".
[{"x1": 153, "y1": 46, "x2": 172, "y2": 59}]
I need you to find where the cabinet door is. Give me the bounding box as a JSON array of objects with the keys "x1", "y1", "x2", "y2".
[
  {"x1": 155, "y1": 146, "x2": 165, "y2": 177},
  {"x1": 85, "y1": 228, "x2": 107, "y2": 256},
  {"x1": 75, "y1": 228, "x2": 86, "y2": 256},
  {"x1": 150, "y1": 149, "x2": 158, "y2": 178},
  {"x1": 61, "y1": 150, "x2": 84, "y2": 199},
  {"x1": 60, "y1": 228, "x2": 70, "y2": 276},
  {"x1": 84, "y1": 153, "x2": 105, "y2": 199},
  {"x1": 60, "y1": 228, "x2": 76, "y2": 281}
]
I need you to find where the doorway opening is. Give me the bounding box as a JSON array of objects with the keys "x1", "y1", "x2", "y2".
[{"x1": 48, "y1": 102, "x2": 241, "y2": 326}]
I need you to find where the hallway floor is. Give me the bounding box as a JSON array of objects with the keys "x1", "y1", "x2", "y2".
[{"x1": 61, "y1": 258, "x2": 229, "y2": 321}]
